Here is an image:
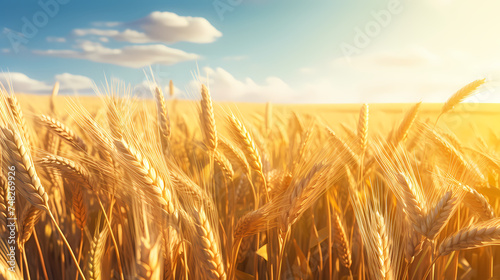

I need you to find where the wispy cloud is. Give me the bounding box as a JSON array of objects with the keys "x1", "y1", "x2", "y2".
[
  {"x1": 189, "y1": 67, "x2": 297, "y2": 102},
  {"x1": 46, "y1": 36, "x2": 67, "y2": 43},
  {"x1": 0, "y1": 72, "x2": 94, "y2": 94},
  {"x1": 73, "y1": 11, "x2": 222, "y2": 44},
  {"x1": 33, "y1": 41, "x2": 199, "y2": 68}
]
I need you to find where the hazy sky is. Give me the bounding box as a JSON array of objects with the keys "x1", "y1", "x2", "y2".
[{"x1": 1, "y1": 0, "x2": 500, "y2": 103}]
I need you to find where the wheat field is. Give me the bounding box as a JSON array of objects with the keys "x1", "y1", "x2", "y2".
[{"x1": 1, "y1": 79, "x2": 500, "y2": 280}]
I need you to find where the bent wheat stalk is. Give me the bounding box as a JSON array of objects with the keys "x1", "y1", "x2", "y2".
[{"x1": 0, "y1": 126, "x2": 87, "y2": 280}]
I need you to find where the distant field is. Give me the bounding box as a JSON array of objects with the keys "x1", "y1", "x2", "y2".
[{"x1": 16, "y1": 93, "x2": 500, "y2": 145}]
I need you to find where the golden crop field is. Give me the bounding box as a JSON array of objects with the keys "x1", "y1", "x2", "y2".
[{"x1": 1, "y1": 79, "x2": 500, "y2": 280}]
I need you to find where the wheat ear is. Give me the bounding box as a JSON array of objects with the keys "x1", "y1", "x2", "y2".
[
  {"x1": 419, "y1": 191, "x2": 459, "y2": 240},
  {"x1": 1, "y1": 126, "x2": 87, "y2": 279},
  {"x1": 395, "y1": 174, "x2": 424, "y2": 231},
  {"x1": 437, "y1": 78, "x2": 486, "y2": 123},
  {"x1": 392, "y1": 102, "x2": 421, "y2": 145},
  {"x1": 73, "y1": 186, "x2": 87, "y2": 231},
  {"x1": 357, "y1": 103, "x2": 369, "y2": 155},
  {"x1": 426, "y1": 127, "x2": 485, "y2": 185},
  {"x1": 39, "y1": 155, "x2": 95, "y2": 190},
  {"x1": 463, "y1": 186, "x2": 495, "y2": 220},
  {"x1": 200, "y1": 84, "x2": 217, "y2": 151},
  {"x1": 50, "y1": 81, "x2": 59, "y2": 114},
  {"x1": 332, "y1": 212, "x2": 352, "y2": 268},
  {"x1": 114, "y1": 140, "x2": 175, "y2": 215},
  {"x1": 214, "y1": 149, "x2": 234, "y2": 182},
  {"x1": 325, "y1": 127, "x2": 359, "y2": 168},
  {"x1": 438, "y1": 218, "x2": 500, "y2": 256},
  {"x1": 38, "y1": 114, "x2": 87, "y2": 152},
  {"x1": 87, "y1": 226, "x2": 109, "y2": 280},
  {"x1": 169, "y1": 80, "x2": 174, "y2": 97},
  {"x1": 374, "y1": 212, "x2": 392, "y2": 280},
  {"x1": 191, "y1": 207, "x2": 226, "y2": 279},
  {"x1": 106, "y1": 98, "x2": 124, "y2": 140},
  {"x1": 227, "y1": 113, "x2": 267, "y2": 200},
  {"x1": 6, "y1": 96, "x2": 32, "y2": 148},
  {"x1": 1, "y1": 127, "x2": 48, "y2": 210},
  {"x1": 18, "y1": 205, "x2": 43, "y2": 252},
  {"x1": 154, "y1": 86, "x2": 171, "y2": 152}
]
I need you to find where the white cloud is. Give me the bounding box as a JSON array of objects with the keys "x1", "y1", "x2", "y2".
[
  {"x1": 33, "y1": 41, "x2": 199, "y2": 68},
  {"x1": 326, "y1": 48, "x2": 500, "y2": 103},
  {"x1": 73, "y1": 11, "x2": 222, "y2": 44},
  {"x1": 0, "y1": 72, "x2": 94, "y2": 94},
  {"x1": 46, "y1": 36, "x2": 67, "y2": 43},
  {"x1": 55, "y1": 73, "x2": 94, "y2": 91},
  {"x1": 188, "y1": 67, "x2": 299, "y2": 103},
  {"x1": 0, "y1": 73, "x2": 51, "y2": 93},
  {"x1": 1, "y1": 49, "x2": 10, "y2": 53},
  {"x1": 183, "y1": 46, "x2": 500, "y2": 104}
]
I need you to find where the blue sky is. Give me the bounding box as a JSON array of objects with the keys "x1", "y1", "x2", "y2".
[{"x1": 1, "y1": 0, "x2": 500, "y2": 103}]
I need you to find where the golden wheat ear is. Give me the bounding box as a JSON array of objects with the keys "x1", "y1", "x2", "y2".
[
  {"x1": 357, "y1": 103, "x2": 369, "y2": 155},
  {"x1": 154, "y1": 86, "x2": 171, "y2": 153},
  {"x1": 200, "y1": 84, "x2": 217, "y2": 152},
  {"x1": 37, "y1": 114, "x2": 88, "y2": 152},
  {"x1": 50, "y1": 81, "x2": 59, "y2": 114},
  {"x1": 438, "y1": 218, "x2": 500, "y2": 257},
  {"x1": 436, "y1": 78, "x2": 486, "y2": 124},
  {"x1": 391, "y1": 102, "x2": 421, "y2": 145}
]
